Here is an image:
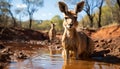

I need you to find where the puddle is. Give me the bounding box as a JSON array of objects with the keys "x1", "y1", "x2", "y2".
[{"x1": 6, "y1": 49, "x2": 120, "y2": 69}]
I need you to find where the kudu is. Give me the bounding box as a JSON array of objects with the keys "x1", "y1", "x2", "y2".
[{"x1": 58, "y1": 1, "x2": 94, "y2": 60}]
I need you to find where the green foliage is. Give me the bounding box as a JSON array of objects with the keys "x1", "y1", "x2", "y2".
[
  {"x1": 101, "y1": 6, "x2": 113, "y2": 26},
  {"x1": 79, "y1": 15, "x2": 90, "y2": 28},
  {"x1": 38, "y1": 20, "x2": 51, "y2": 30},
  {"x1": 22, "y1": 21, "x2": 29, "y2": 28},
  {"x1": 51, "y1": 15, "x2": 63, "y2": 32},
  {"x1": 22, "y1": 15, "x2": 63, "y2": 32},
  {"x1": 79, "y1": 3, "x2": 120, "y2": 29}
]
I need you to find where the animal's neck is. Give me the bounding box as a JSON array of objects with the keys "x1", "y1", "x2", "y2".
[
  {"x1": 51, "y1": 27, "x2": 54, "y2": 29},
  {"x1": 64, "y1": 28, "x2": 77, "y2": 38}
]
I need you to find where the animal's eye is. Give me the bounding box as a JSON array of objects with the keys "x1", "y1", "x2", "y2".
[{"x1": 64, "y1": 17, "x2": 69, "y2": 20}]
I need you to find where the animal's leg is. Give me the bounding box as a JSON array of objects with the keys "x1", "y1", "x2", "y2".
[
  {"x1": 62, "y1": 49, "x2": 66, "y2": 60},
  {"x1": 65, "y1": 49, "x2": 69, "y2": 60},
  {"x1": 75, "y1": 50, "x2": 79, "y2": 60}
]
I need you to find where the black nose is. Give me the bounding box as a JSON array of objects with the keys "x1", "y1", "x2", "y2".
[{"x1": 69, "y1": 23, "x2": 73, "y2": 27}]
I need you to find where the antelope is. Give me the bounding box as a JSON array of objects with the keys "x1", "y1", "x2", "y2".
[
  {"x1": 58, "y1": 1, "x2": 94, "y2": 60},
  {"x1": 48, "y1": 22, "x2": 56, "y2": 42}
]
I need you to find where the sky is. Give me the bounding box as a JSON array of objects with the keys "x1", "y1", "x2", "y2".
[{"x1": 11, "y1": 0, "x2": 86, "y2": 21}]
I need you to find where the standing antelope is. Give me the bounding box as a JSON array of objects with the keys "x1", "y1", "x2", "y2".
[
  {"x1": 49, "y1": 22, "x2": 56, "y2": 42},
  {"x1": 58, "y1": 1, "x2": 94, "y2": 60}
]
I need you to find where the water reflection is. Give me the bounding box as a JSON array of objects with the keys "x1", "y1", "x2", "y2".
[
  {"x1": 7, "y1": 52, "x2": 120, "y2": 69},
  {"x1": 62, "y1": 60, "x2": 120, "y2": 69},
  {"x1": 62, "y1": 60, "x2": 94, "y2": 69},
  {"x1": 8, "y1": 54, "x2": 63, "y2": 69}
]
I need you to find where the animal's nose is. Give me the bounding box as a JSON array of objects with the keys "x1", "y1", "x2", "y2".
[{"x1": 69, "y1": 23, "x2": 73, "y2": 27}]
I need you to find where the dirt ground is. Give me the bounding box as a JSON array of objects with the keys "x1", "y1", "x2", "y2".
[
  {"x1": 91, "y1": 25, "x2": 120, "y2": 55},
  {"x1": 0, "y1": 24, "x2": 120, "y2": 68},
  {"x1": 89, "y1": 25, "x2": 120, "y2": 63}
]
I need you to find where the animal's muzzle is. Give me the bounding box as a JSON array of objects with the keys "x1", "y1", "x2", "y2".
[{"x1": 69, "y1": 23, "x2": 73, "y2": 28}]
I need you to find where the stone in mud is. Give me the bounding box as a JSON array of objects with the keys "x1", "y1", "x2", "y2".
[
  {"x1": 107, "y1": 39, "x2": 112, "y2": 43},
  {"x1": 0, "y1": 44, "x2": 5, "y2": 50}
]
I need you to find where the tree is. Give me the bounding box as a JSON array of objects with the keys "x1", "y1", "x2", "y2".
[
  {"x1": 83, "y1": 0, "x2": 100, "y2": 28},
  {"x1": 1, "y1": 0, "x2": 17, "y2": 27},
  {"x1": 22, "y1": 0, "x2": 44, "y2": 29},
  {"x1": 117, "y1": 0, "x2": 120, "y2": 8},
  {"x1": 106, "y1": 0, "x2": 120, "y2": 23},
  {"x1": 106, "y1": 0, "x2": 120, "y2": 8},
  {"x1": 62, "y1": 0, "x2": 104, "y2": 28},
  {"x1": 0, "y1": 0, "x2": 8, "y2": 25},
  {"x1": 116, "y1": 0, "x2": 120, "y2": 23},
  {"x1": 97, "y1": 0, "x2": 104, "y2": 28},
  {"x1": 15, "y1": 8, "x2": 26, "y2": 27},
  {"x1": 51, "y1": 15, "x2": 63, "y2": 32},
  {"x1": 7, "y1": 0, "x2": 17, "y2": 27}
]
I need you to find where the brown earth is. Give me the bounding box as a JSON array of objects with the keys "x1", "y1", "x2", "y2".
[
  {"x1": 0, "y1": 27, "x2": 50, "y2": 68},
  {"x1": 91, "y1": 25, "x2": 120, "y2": 39},
  {"x1": 89, "y1": 25, "x2": 120, "y2": 63},
  {"x1": 0, "y1": 27, "x2": 49, "y2": 41},
  {"x1": 0, "y1": 24, "x2": 120, "y2": 68}
]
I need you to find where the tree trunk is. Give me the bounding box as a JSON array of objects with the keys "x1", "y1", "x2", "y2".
[
  {"x1": 88, "y1": 15, "x2": 94, "y2": 28},
  {"x1": 98, "y1": 9, "x2": 102, "y2": 28},
  {"x1": 86, "y1": 13, "x2": 94, "y2": 28},
  {"x1": 29, "y1": 15, "x2": 32, "y2": 29},
  {"x1": 19, "y1": 15, "x2": 22, "y2": 28},
  {"x1": 117, "y1": 0, "x2": 120, "y2": 9},
  {"x1": 90, "y1": 17, "x2": 93, "y2": 27},
  {"x1": 98, "y1": 0, "x2": 104, "y2": 28},
  {"x1": 9, "y1": 10, "x2": 17, "y2": 27}
]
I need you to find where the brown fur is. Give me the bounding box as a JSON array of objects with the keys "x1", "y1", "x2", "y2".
[
  {"x1": 58, "y1": 1, "x2": 94, "y2": 60},
  {"x1": 49, "y1": 23, "x2": 56, "y2": 42}
]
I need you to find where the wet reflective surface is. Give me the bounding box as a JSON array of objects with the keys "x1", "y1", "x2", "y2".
[{"x1": 7, "y1": 49, "x2": 120, "y2": 69}]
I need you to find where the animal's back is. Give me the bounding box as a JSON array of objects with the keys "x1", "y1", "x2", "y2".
[
  {"x1": 78, "y1": 31, "x2": 94, "y2": 57},
  {"x1": 76, "y1": 31, "x2": 87, "y2": 55}
]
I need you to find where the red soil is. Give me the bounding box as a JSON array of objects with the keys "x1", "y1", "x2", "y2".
[
  {"x1": 89, "y1": 25, "x2": 120, "y2": 62},
  {"x1": 91, "y1": 25, "x2": 120, "y2": 39}
]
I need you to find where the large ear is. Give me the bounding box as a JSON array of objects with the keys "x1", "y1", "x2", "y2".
[
  {"x1": 75, "y1": 1, "x2": 84, "y2": 13},
  {"x1": 58, "y1": 1, "x2": 68, "y2": 14}
]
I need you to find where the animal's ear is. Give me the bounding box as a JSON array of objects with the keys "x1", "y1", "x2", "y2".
[
  {"x1": 58, "y1": 1, "x2": 68, "y2": 14},
  {"x1": 75, "y1": 1, "x2": 84, "y2": 13}
]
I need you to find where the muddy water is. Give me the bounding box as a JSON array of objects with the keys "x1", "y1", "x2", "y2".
[{"x1": 7, "y1": 49, "x2": 120, "y2": 69}]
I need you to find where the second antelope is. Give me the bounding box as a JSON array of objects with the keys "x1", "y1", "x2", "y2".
[
  {"x1": 58, "y1": 1, "x2": 94, "y2": 60},
  {"x1": 49, "y1": 22, "x2": 56, "y2": 42}
]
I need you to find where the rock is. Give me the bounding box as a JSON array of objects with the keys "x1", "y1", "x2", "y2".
[
  {"x1": 100, "y1": 39, "x2": 104, "y2": 42},
  {"x1": 0, "y1": 53, "x2": 11, "y2": 62},
  {"x1": 95, "y1": 44, "x2": 99, "y2": 47},
  {"x1": 107, "y1": 39, "x2": 112, "y2": 43},
  {"x1": 94, "y1": 40, "x2": 98, "y2": 43},
  {"x1": 17, "y1": 51, "x2": 28, "y2": 59},
  {"x1": 92, "y1": 49, "x2": 110, "y2": 57},
  {"x1": 0, "y1": 44, "x2": 5, "y2": 50}
]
